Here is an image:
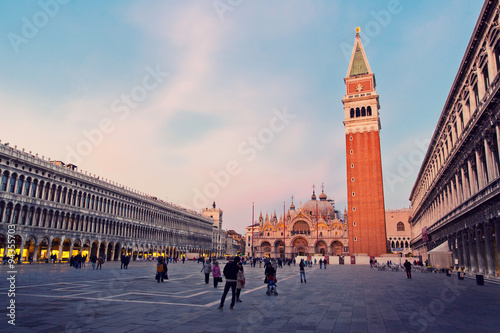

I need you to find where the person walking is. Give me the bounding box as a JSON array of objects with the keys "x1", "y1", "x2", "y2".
[
  {"x1": 271, "y1": 259, "x2": 278, "y2": 277},
  {"x1": 218, "y1": 256, "x2": 240, "y2": 310},
  {"x1": 404, "y1": 260, "x2": 412, "y2": 279},
  {"x1": 97, "y1": 256, "x2": 104, "y2": 270},
  {"x1": 299, "y1": 259, "x2": 306, "y2": 283},
  {"x1": 319, "y1": 259, "x2": 323, "y2": 269},
  {"x1": 235, "y1": 262, "x2": 245, "y2": 303},
  {"x1": 124, "y1": 255, "x2": 130, "y2": 269},
  {"x1": 324, "y1": 258, "x2": 327, "y2": 270},
  {"x1": 156, "y1": 257, "x2": 168, "y2": 282},
  {"x1": 201, "y1": 260, "x2": 212, "y2": 284},
  {"x1": 212, "y1": 261, "x2": 222, "y2": 288},
  {"x1": 90, "y1": 255, "x2": 97, "y2": 269},
  {"x1": 121, "y1": 254, "x2": 126, "y2": 269}
]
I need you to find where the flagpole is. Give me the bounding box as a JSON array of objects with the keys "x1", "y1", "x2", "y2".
[
  {"x1": 316, "y1": 198, "x2": 319, "y2": 253},
  {"x1": 283, "y1": 201, "x2": 286, "y2": 259},
  {"x1": 251, "y1": 202, "x2": 254, "y2": 258}
]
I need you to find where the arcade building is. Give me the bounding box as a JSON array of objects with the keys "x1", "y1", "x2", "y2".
[{"x1": 0, "y1": 143, "x2": 214, "y2": 263}]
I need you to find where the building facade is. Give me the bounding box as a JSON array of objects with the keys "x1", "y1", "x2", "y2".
[
  {"x1": 342, "y1": 29, "x2": 388, "y2": 256},
  {"x1": 409, "y1": 0, "x2": 500, "y2": 276},
  {"x1": 385, "y1": 208, "x2": 412, "y2": 256},
  {"x1": 202, "y1": 203, "x2": 225, "y2": 257},
  {"x1": 226, "y1": 229, "x2": 244, "y2": 255},
  {"x1": 244, "y1": 189, "x2": 348, "y2": 258},
  {"x1": 0, "y1": 143, "x2": 213, "y2": 262}
]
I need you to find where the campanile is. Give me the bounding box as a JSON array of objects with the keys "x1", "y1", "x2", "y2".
[{"x1": 342, "y1": 28, "x2": 387, "y2": 257}]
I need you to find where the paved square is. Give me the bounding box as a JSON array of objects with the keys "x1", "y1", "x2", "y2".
[{"x1": 1, "y1": 261, "x2": 499, "y2": 332}]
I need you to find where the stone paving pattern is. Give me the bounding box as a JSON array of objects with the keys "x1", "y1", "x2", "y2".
[{"x1": 1, "y1": 261, "x2": 499, "y2": 332}]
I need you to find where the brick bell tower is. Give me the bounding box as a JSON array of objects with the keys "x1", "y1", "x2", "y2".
[{"x1": 342, "y1": 28, "x2": 387, "y2": 257}]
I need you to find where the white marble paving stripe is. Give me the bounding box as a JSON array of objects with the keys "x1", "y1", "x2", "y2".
[{"x1": 15, "y1": 293, "x2": 208, "y2": 307}]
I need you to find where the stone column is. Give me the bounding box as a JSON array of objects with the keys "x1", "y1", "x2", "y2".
[
  {"x1": 57, "y1": 241, "x2": 63, "y2": 262},
  {"x1": 461, "y1": 166, "x2": 469, "y2": 200},
  {"x1": 17, "y1": 242, "x2": 25, "y2": 264},
  {"x1": 455, "y1": 174, "x2": 462, "y2": 205},
  {"x1": 484, "y1": 138, "x2": 496, "y2": 181},
  {"x1": 475, "y1": 150, "x2": 486, "y2": 189},
  {"x1": 468, "y1": 160, "x2": 477, "y2": 196},
  {"x1": 69, "y1": 242, "x2": 74, "y2": 260},
  {"x1": 457, "y1": 231, "x2": 464, "y2": 268},
  {"x1": 484, "y1": 223, "x2": 496, "y2": 276},
  {"x1": 451, "y1": 235, "x2": 459, "y2": 267},
  {"x1": 102, "y1": 243, "x2": 107, "y2": 261},
  {"x1": 496, "y1": 126, "x2": 500, "y2": 165},
  {"x1": 33, "y1": 244, "x2": 39, "y2": 263},
  {"x1": 468, "y1": 228, "x2": 477, "y2": 273},
  {"x1": 494, "y1": 221, "x2": 500, "y2": 276},
  {"x1": 475, "y1": 227, "x2": 486, "y2": 274}
]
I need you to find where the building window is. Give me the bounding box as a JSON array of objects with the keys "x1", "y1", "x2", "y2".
[
  {"x1": 349, "y1": 136, "x2": 353, "y2": 141},
  {"x1": 473, "y1": 83, "x2": 479, "y2": 107},
  {"x1": 352, "y1": 192, "x2": 355, "y2": 196},
  {"x1": 351, "y1": 177, "x2": 355, "y2": 182},
  {"x1": 367, "y1": 106, "x2": 372, "y2": 116},
  {"x1": 1, "y1": 173, "x2": 8, "y2": 191},
  {"x1": 482, "y1": 65, "x2": 490, "y2": 90},
  {"x1": 353, "y1": 221, "x2": 356, "y2": 226},
  {"x1": 350, "y1": 108, "x2": 354, "y2": 118},
  {"x1": 267, "y1": 233, "x2": 270, "y2": 236},
  {"x1": 397, "y1": 222, "x2": 405, "y2": 231},
  {"x1": 350, "y1": 150, "x2": 353, "y2": 154},
  {"x1": 351, "y1": 164, "x2": 354, "y2": 168},
  {"x1": 354, "y1": 237, "x2": 357, "y2": 241},
  {"x1": 8, "y1": 176, "x2": 16, "y2": 193},
  {"x1": 352, "y1": 207, "x2": 356, "y2": 211}
]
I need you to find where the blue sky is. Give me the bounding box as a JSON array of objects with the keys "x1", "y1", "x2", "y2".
[{"x1": 0, "y1": 1, "x2": 484, "y2": 234}]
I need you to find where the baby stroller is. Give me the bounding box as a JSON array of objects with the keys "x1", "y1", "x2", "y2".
[{"x1": 266, "y1": 274, "x2": 278, "y2": 296}]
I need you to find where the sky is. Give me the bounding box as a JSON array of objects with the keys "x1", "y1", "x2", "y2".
[{"x1": 0, "y1": 0, "x2": 484, "y2": 234}]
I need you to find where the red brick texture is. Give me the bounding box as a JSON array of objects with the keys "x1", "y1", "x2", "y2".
[{"x1": 346, "y1": 130, "x2": 387, "y2": 256}]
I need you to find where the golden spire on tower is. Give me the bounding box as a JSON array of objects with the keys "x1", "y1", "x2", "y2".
[{"x1": 356, "y1": 26, "x2": 360, "y2": 34}]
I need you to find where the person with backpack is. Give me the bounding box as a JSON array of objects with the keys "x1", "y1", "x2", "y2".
[{"x1": 156, "y1": 257, "x2": 168, "y2": 283}]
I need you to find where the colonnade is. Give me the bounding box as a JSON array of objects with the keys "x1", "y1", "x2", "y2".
[{"x1": 446, "y1": 220, "x2": 500, "y2": 276}]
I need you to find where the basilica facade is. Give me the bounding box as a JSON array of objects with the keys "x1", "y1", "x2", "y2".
[{"x1": 244, "y1": 189, "x2": 348, "y2": 258}]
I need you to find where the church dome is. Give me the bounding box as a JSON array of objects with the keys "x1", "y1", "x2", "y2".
[
  {"x1": 319, "y1": 191, "x2": 327, "y2": 200},
  {"x1": 302, "y1": 197, "x2": 335, "y2": 218}
]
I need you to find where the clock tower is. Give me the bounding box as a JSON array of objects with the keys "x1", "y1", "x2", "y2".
[{"x1": 342, "y1": 28, "x2": 387, "y2": 257}]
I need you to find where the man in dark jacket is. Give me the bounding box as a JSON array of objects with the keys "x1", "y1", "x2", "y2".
[
  {"x1": 404, "y1": 260, "x2": 412, "y2": 279},
  {"x1": 218, "y1": 256, "x2": 240, "y2": 310}
]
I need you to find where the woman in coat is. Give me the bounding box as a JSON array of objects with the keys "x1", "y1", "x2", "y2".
[
  {"x1": 201, "y1": 260, "x2": 212, "y2": 284},
  {"x1": 212, "y1": 261, "x2": 222, "y2": 288},
  {"x1": 236, "y1": 262, "x2": 245, "y2": 302}
]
